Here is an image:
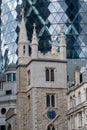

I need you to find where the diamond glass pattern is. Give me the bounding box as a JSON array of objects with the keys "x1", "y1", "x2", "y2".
[
  {"x1": 1, "y1": 0, "x2": 87, "y2": 71},
  {"x1": 1, "y1": 0, "x2": 22, "y2": 70},
  {"x1": 25, "y1": 0, "x2": 87, "y2": 58}
]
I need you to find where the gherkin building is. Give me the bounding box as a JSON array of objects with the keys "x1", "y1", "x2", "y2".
[
  {"x1": 1, "y1": 0, "x2": 87, "y2": 71},
  {"x1": 0, "y1": 0, "x2": 22, "y2": 71},
  {"x1": 24, "y1": 0, "x2": 87, "y2": 58}
]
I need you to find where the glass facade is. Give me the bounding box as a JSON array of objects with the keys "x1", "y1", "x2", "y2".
[
  {"x1": 0, "y1": 0, "x2": 22, "y2": 71},
  {"x1": 24, "y1": 0, "x2": 87, "y2": 58},
  {"x1": 0, "y1": 0, "x2": 87, "y2": 71}
]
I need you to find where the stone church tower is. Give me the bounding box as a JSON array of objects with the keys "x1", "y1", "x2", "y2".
[{"x1": 16, "y1": 9, "x2": 67, "y2": 130}]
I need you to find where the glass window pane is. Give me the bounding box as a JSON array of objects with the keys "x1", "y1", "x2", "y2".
[
  {"x1": 46, "y1": 95, "x2": 50, "y2": 107},
  {"x1": 6, "y1": 90, "x2": 12, "y2": 95},
  {"x1": 13, "y1": 73, "x2": 16, "y2": 81},
  {"x1": 23, "y1": 45, "x2": 25, "y2": 55},
  {"x1": 51, "y1": 95, "x2": 55, "y2": 107},
  {"x1": 51, "y1": 69, "x2": 54, "y2": 81},
  {"x1": 46, "y1": 69, "x2": 49, "y2": 81},
  {"x1": 7, "y1": 73, "x2": 12, "y2": 81}
]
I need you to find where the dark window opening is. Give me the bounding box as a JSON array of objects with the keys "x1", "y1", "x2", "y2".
[
  {"x1": 13, "y1": 73, "x2": 16, "y2": 81},
  {"x1": 80, "y1": 73, "x2": 82, "y2": 83},
  {"x1": 6, "y1": 90, "x2": 12, "y2": 95},
  {"x1": 46, "y1": 68, "x2": 55, "y2": 81},
  {"x1": 46, "y1": 94, "x2": 55, "y2": 107},
  {"x1": 51, "y1": 69, "x2": 54, "y2": 81},
  {"x1": 46, "y1": 95, "x2": 50, "y2": 107},
  {"x1": 51, "y1": 95, "x2": 55, "y2": 107},
  {"x1": 23, "y1": 45, "x2": 25, "y2": 55},
  {"x1": 7, "y1": 73, "x2": 11, "y2": 82},
  {"x1": 0, "y1": 125, "x2": 6, "y2": 130},
  {"x1": 46, "y1": 69, "x2": 49, "y2": 81},
  {"x1": 47, "y1": 124, "x2": 55, "y2": 130}
]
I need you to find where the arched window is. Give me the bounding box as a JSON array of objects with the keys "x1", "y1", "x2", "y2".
[
  {"x1": 51, "y1": 95, "x2": 55, "y2": 107},
  {"x1": 45, "y1": 68, "x2": 55, "y2": 81},
  {"x1": 46, "y1": 94, "x2": 55, "y2": 107},
  {"x1": 51, "y1": 69, "x2": 54, "y2": 81},
  {"x1": 46, "y1": 95, "x2": 50, "y2": 107},
  {"x1": 47, "y1": 124, "x2": 55, "y2": 130},
  {"x1": 7, "y1": 124, "x2": 12, "y2": 130},
  {"x1": 80, "y1": 73, "x2": 82, "y2": 83},
  {"x1": 23, "y1": 45, "x2": 25, "y2": 55},
  {"x1": 46, "y1": 69, "x2": 49, "y2": 81}
]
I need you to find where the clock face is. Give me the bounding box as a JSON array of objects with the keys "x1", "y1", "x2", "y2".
[{"x1": 47, "y1": 110, "x2": 56, "y2": 119}]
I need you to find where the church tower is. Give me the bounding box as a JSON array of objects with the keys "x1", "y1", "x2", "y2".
[
  {"x1": 16, "y1": 14, "x2": 67, "y2": 130},
  {"x1": 16, "y1": 9, "x2": 29, "y2": 130},
  {"x1": 18, "y1": 9, "x2": 29, "y2": 65}
]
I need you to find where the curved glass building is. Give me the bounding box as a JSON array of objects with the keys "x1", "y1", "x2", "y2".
[
  {"x1": 24, "y1": 0, "x2": 87, "y2": 58},
  {"x1": 1, "y1": 0, "x2": 87, "y2": 71},
  {"x1": 0, "y1": 0, "x2": 22, "y2": 71}
]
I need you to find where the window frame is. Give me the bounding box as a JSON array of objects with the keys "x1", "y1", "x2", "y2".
[
  {"x1": 45, "y1": 68, "x2": 55, "y2": 82},
  {"x1": 46, "y1": 93, "x2": 56, "y2": 108},
  {"x1": 6, "y1": 90, "x2": 12, "y2": 95},
  {"x1": 6, "y1": 73, "x2": 16, "y2": 82},
  {"x1": 23, "y1": 45, "x2": 25, "y2": 55}
]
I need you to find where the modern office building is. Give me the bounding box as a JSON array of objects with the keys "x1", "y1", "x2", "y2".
[
  {"x1": 67, "y1": 65, "x2": 87, "y2": 130},
  {"x1": 1, "y1": 0, "x2": 87, "y2": 70},
  {"x1": 0, "y1": 0, "x2": 22, "y2": 71},
  {"x1": 0, "y1": 63, "x2": 16, "y2": 130},
  {"x1": 24, "y1": 0, "x2": 87, "y2": 58}
]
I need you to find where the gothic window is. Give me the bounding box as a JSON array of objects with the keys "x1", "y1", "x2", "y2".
[
  {"x1": 80, "y1": 73, "x2": 82, "y2": 83},
  {"x1": 51, "y1": 69, "x2": 54, "y2": 81},
  {"x1": 47, "y1": 124, "x2": 55, "y2": 130},
  {"x1": 46, "y1": 94, "x2": 55, "y2": 107},
  {"x1": 46, "y1": 68, "x2": 54, "y2": 81},
  {"x1": 27, "y1": 70, "x2": 31, "y2": 85},
  {"x1": 23, "y1": 45, "x2": 25, "y2": 55},
  {"x1": 28, "y1": 95, "x2": 30, "y2": 111},
  {"x1": 46, "y1": 69, "x2": 49, "y2": 81}
]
